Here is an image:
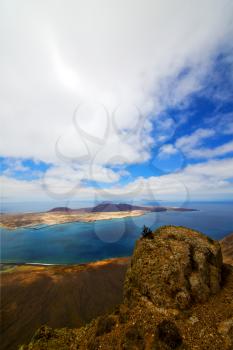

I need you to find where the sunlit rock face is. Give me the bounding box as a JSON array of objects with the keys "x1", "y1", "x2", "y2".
[{"x1": 124, "y1": 226, "x2": 222, "y2": 310}]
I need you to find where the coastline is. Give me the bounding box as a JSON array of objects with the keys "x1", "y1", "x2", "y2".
[
  {"x1": 0, "y1": 210, "x2": 146, "y2": 230},
  {"x1": 0, "y1": 256, "x2": 131, "y2": 272},
  {"x1": 0, "y1": 207, "x2": 198, "y2": 230},
  {"x1": 1, "y1": 231, "x2": 232, "y2": 350},
  {"x1": 1, "y1": 232, "x2": 232, "y2": 268}
]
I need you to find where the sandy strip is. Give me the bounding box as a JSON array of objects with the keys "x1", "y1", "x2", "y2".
[{"x1": 0, "y1": 210, "x2": 146, "y2": 230}]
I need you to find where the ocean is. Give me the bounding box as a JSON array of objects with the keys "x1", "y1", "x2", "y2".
[{"x1": 0, "y1": 202, "x2": 232, "y2": 264}]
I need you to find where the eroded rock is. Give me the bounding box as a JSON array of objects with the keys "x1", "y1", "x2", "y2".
[
  {"x1": 124, "y1": 226, "x2": 222, "y2": 309},
  {"x1": 218, "y1": 318, "x2": 233, "y2": 349},
  {"x1": 156, "y1": 320, "x2": 182, "y2": 349}
]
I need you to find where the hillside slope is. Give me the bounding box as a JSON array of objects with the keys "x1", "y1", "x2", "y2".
[
  {"x1": 21, "y1": 226, "x2": 233, "y2": 350},
  {"x1": 0, "y1": 258, "x2": 129, "y2": 350}
]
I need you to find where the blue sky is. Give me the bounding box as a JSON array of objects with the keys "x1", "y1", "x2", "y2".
[{"x1": 1, "y1": 0, "x2": 233, "y2": 203}]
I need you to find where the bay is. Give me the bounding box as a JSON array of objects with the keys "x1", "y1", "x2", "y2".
[{"x1": 1, "y1": 202, "x2": 232, "y2": 264}]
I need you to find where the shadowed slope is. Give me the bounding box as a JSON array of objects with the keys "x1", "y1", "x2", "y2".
[{"x1": 0, "y1": 258, "x2": 129, "y2": 350}]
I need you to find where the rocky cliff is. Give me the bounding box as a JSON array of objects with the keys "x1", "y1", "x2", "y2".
[
  {"x1": 20, "y1": 226, "x2": 233, "y2": 350},
  {"x1": 221, "y1": 232, "x2": 233, "y2": 265}
]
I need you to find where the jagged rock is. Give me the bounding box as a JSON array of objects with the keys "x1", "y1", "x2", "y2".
[
  {"x1": 121, "y1": 323, "x2": 145, "y2": 349},
  {"x1": 156, "y1": 320, "x2": 183, "y2": 349},
  {"x1": 95, "y1": 315, "x2": 116, "y2": 336},
  {"x1": 221, "y1": 232, "x2": 233, "y2": 265},
  {"x1": 218, "y1": 317, "x2": 233, "y2": 336},
  {"x1": 188, "y1": 315, "x2": 199, "y2": 325},
  {"x1": 124, "y1": 226, "x2": 222, "y2": 310},
  {"x1": 32, "y1": 326, "x2": 54, "y2": 341},
  {"x1": 218, "y1": 318, "x2": 233, "y2": 349}
]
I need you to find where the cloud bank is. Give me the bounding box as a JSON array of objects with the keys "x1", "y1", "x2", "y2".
[{"x1": 1, "y1": 0, "x2": 233, "y2": 202}]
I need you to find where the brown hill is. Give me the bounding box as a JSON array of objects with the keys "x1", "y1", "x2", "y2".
[
  {"x1": 48, "y1": 207, "x2": 72, "y2": 212},
  {"x1": 0, "y1": 258, "x2": 129, "y2": 350},
  {"x1": 20, "y1": 226, "x2": 233, "y2": 350}
]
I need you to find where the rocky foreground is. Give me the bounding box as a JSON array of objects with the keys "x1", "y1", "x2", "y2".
[{"x1": 20, "y1": 226, "x2": 233, "y2": 350}]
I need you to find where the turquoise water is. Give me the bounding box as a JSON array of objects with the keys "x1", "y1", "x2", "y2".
[{"x1": 1, "y1": 202, "x2": 232, "y2": 264}]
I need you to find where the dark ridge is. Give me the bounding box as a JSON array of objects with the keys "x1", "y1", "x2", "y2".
[
  {"x1": 90, "y1": 203, "x2": 149, "y2": 212},
  {"x1": 47, "y1": 203, "x2": 197, "y2": 214},
  {"x1": 48, "y1": 207, "x2": 72, "y2": 213}
]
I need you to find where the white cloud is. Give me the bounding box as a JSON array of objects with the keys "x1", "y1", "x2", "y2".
[
  {"x1": 218, "y1": 115, "x2": 233, "y2": 135},
  {"x1": 119, "y1": 158, "x2": 233, "y2": 201},
  {"x1": 158, "y1": 144, "x2": 178, "y2": 158},
  {"x1": 2, "y1": 158, "x2": 233, "y2": 202},
  {"x1": 41, "y1": 162, "x2": 129, "y2": 197},
  {"x1": 176, "y1": 128, "x2": 215, "y2": 150},
  {"x1": 2, "y1": 159, "x2": 29, "y2": 174},
  {"x1": 184, "y1": 158, "x2": 233, "y2": 178},
  {"x1": 187, "y1": 140, "x2": 233, "y2": 158},
  {"x1": 205, "y1": 112, "x2": 233, "y2": 135},
  {"x1": 1, "y1": 1, "x2": 233, "y2": 203},
  {"x1": 174, "y1": 127, "x2": 233, "y2": 159},
  {"x1": 1, "y1": 0, "x2": 233, "y2": 166}
]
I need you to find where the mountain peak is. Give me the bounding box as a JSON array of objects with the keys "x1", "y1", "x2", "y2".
[{"x1": 48, "y1": 207, "x2": 72, "y2": 212}]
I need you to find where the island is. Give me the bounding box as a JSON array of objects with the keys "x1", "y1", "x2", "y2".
[{"x1": 0, "y1": 203, "x2": 197, "y2": 230}]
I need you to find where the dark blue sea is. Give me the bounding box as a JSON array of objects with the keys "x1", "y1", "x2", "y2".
[{"x1": 1, "y1": 202, "x2": 232, "y2": 264}]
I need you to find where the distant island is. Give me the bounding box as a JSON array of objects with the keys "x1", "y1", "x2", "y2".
[
  {"x1": 0, "y1": 202, "x2": 197, "y2": 230},
  {"x1": 48, "y1": 203, "x2": 197, "y2": 213}
]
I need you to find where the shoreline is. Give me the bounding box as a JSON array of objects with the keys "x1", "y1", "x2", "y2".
[
  {"x1": 0, "y1": 210, "x2": 147, "y2": 230},
  {"x1": 0, "y1": 256, "x2": 131, "y2": 272},
  {"x1": 0, "y1": 207, "x2": 198, "y2": 230},
  {"x1": 1, "y1": 232, "x2": 232, "y2": 268}
]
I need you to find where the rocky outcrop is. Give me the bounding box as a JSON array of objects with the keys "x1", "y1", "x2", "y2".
[
  {"x1": 221, "y1": 232, "x2": 233, "y2": 265},
  {"x1": 124, "y1": 226, "x2": 222, "y2": 310},
  {"x1": 20, "y1": 226, "x2": 233, "y2": 350}
]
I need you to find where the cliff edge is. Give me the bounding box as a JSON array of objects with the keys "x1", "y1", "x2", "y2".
[
  {"x1": 20, "y1": 226, "x2": 233, "y2": 350},
  {"x1": 221, "y1": 232, "x2": 233, "y2": 265}
]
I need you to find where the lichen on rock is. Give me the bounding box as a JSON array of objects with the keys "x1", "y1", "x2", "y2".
[{"x1": 124, "y1": 226, "x2": 222, "y2": 310}]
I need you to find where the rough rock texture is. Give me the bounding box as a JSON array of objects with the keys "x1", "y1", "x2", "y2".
[
  {"x1": 218, "y1": 317, "x2": 233, "y2": 348},
  {"x1": 221, "y1": 232, "x2": 233, "y2": 265},
  {"x1": 124, "y1": 226, "x2": 222, "y2": 310},
  {"x1": 20, "y1": 226, "x2": 233, "y2": 350}
]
